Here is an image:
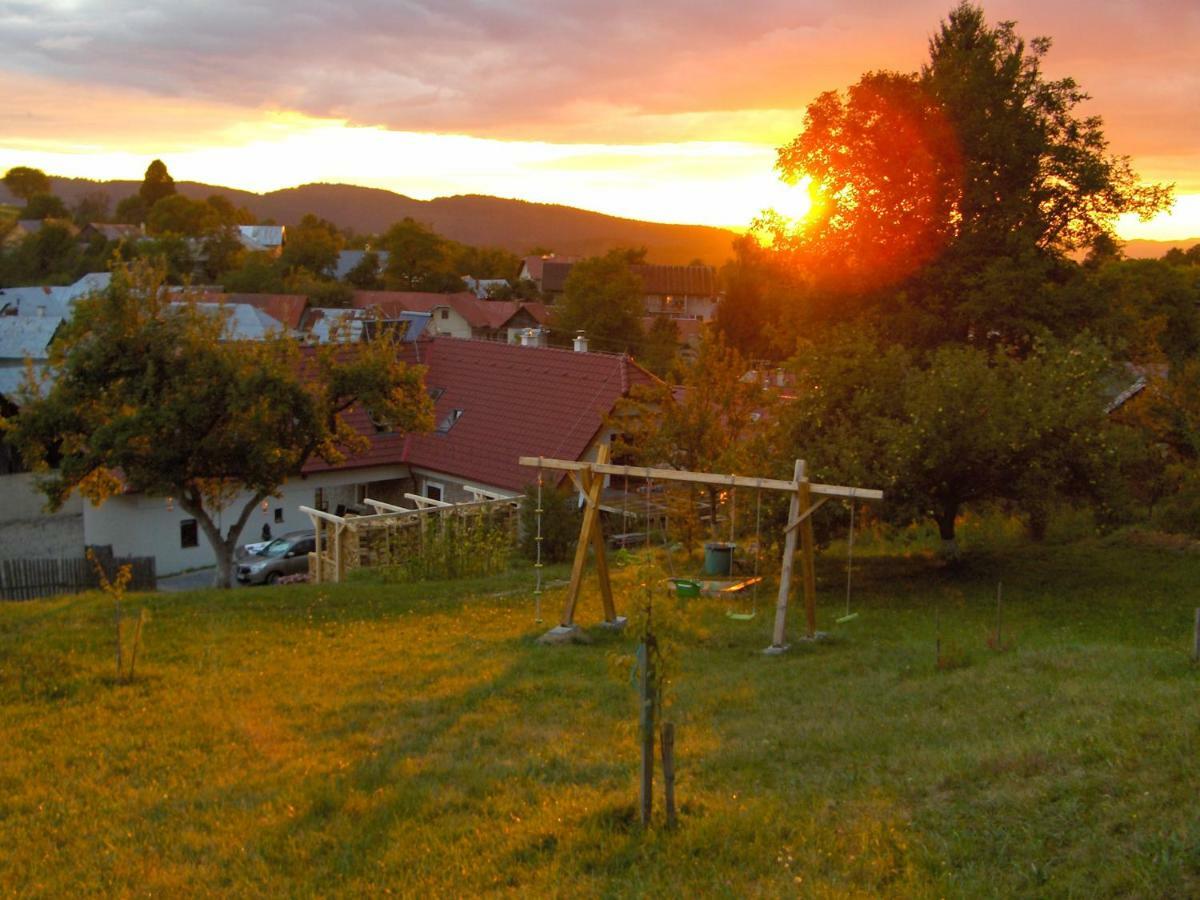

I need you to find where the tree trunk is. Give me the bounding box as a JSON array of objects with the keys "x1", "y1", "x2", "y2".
[
  {"x1": 179, "y1": 489, "x2": 270, "y2": 589},
  {"x1": 936, "y1": 502, "x2": 960, "y2": 560},
  {"x1": 1027, "y1": 505, "x2": 1049, "y2": 542}
]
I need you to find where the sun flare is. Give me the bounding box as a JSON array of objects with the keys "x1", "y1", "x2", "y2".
[{"x1": 763, "y1": 176, "x2": 815, "y2": 229}]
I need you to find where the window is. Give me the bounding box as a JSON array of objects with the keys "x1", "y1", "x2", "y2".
[
  {"x1": 274, "y1": 507, "x2": 283, "y2": 523},
  {"x1": 427, "y1": 386, "x2": 445, "y2": 401},
  {"x1": 180, "y1": 519, "x2": 198, "y2": 549},
  {"x1": 426, "y1": 482, "x2": 444, "y2": 502},
  {"x1": 435, "y1": 408, "x2": 464, "y2": 433},
  {"x1": 369, "y1": 410, "x2": 392, "y2": 433},
  {"x1": 439, "y1": 309, "x2": 449, "y2": 320}
]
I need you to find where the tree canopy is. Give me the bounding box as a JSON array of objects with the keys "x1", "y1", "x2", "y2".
[
  {"x1": 139, "y1": 159, "x2": 176, "y2": 209},
  {"x1": 763, "y1": 2, "x2": 1171, "y2": 348},
  {"x1": 2, "y1": 262, "x2": 434, "y2": 587},
  {"x1": 3, "y1": 166, "x2": 51, "y2": 201},
  {"x1": 554, "y1": 249, "x2": 646, "y2": 355}
]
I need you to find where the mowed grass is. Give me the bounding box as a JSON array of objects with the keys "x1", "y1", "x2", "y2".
[{"x1": 2, "y1": 529, "x2": 1199, "y2": 897}]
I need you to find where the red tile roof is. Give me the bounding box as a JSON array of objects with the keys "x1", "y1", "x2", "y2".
[
  {"x1": 354, "y1": 291, "x2": 548, "y2": 332},
  {"x1": 303, "y1": 336, "x2": 659, "y2": 491}
]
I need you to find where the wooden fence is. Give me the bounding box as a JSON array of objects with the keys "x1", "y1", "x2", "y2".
[{"x1": 0, "y1": 555, "x2": 157, "y2": 601}]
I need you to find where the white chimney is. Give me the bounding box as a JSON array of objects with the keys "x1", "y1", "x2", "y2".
[
  {"x1": 36, "y1": 305, "x2": 45, "y2": 318},
  {"x1": 573, "y1": 331, "x2": 588, "y2": 353}
]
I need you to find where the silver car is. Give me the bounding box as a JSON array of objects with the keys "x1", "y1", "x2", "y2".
[{"x1": 236, "y1": 530, "x2": 316, "y2": 585}]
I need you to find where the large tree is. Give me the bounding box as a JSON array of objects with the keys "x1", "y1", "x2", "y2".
[
  {"x1": 379, "y1": 217, "x2": 459, "y2": 291},
  {"x1": 2, "y1": 262, "x2": 434, "y2": 587},
  {"x1": 281, "y1": 213, "x2": 343, "y2": 277},
  {"x1": 554, "y1": 249, "x2": 646, "y2": 355},
  {"x1": 766, "y1": 3, "x2": 1171, "y2": 348},
  {"x1": 139, "y1": 159, "x2": 176, "y2": 209},
  {"x1": 3, "y1": 166, "x2": 51, "y2": 201},
  {"x1": 775, "y1": 330, "x2": 1117, "y2": 553}
]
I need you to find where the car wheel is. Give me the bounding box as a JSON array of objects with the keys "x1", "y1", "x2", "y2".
[{"x1": 267, "y1": 572, "x2": 281, "y2": 586}]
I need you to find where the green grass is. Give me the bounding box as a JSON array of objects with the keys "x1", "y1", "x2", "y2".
[{"x1": 2, "y1": 530, "x2": 1199, "y2": 897}]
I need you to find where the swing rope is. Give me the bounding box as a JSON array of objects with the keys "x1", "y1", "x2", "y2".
[
  {"x1": 837, "y1": 499, "x2": 859, "y2": 624},
  {"x1": 533, "y1": 464, "x2": 544, "y2": 623},
  {"x1": 727, "y1": 478, "x2": 763, "y2": 621}
]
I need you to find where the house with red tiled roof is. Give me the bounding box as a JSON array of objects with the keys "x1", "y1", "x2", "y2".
[
  {"x1": 541, "y1": 261, "x2": 720, "y2": 321},
  {"x1": 80, "y1": 335, "x2": 657, "y2": 574},
  {"x1": 353, "y1": 291, "x2": 550, "y2": 343}
]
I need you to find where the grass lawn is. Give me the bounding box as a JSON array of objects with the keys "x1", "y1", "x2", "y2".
[{"x1": 2, "y1": 526, "x2": 1199, "y2": 896}]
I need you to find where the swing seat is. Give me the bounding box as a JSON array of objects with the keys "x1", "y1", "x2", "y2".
[
  {"x1": 726, "y1": 610, "x2": 757, "y2": 621},
  {"x1": 669, "y1": 578, "x2": 702, "y2": 598},
  {"x1": 836, "y1": 611, "x2": 859, "y2": 624}
]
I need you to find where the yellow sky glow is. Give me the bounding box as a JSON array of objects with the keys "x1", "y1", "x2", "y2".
[{"x1": 1, "y1": 108, "x2": 1196, "y2": 241}]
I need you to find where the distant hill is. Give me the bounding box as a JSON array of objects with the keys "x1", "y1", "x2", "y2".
[
  {"x1": 1121, "y1": 238, "x2": 1200, "y2": 259},
  {"x1": 2, "y1": 177, "x2": 739, "y2": 266}
]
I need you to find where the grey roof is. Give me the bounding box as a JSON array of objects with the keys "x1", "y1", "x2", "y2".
[
  {"x1": 183, "y1": 303, "x2": 289, "y2": 341},
  {"x1": 334, "y1": 249, "x2": 390, "y2": 281},
  {"x1": 306, "y1": 307, "x2": 430, "y2": 343},
  {"x1": 0, "y1": 365, "x2": 44, "y2": 400},
  {"x1": 0, "y1": 272, "x2": 111, "y2": 320},
  {"x1": 237, "y1": 225, "x2": 286, "y2": 249},
  {"x1": 0, "y1": 315, "x2": 63, "y2": 360},
  {"x1": 307, "y1": 308, "x2": 366, "y2": 343},
  {"x1": 462, "y1": 276, "x2": 511, "y2": 299}
]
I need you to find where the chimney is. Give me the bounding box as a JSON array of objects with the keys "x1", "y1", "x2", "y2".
[
  {"x1": 573, "y1": 331, "x2": 588, "y2": 353},
  {"x1": 36, "y1": 305, "x2": 45, "y2": 318}
]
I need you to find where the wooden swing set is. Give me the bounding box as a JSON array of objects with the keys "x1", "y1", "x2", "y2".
[{"x1": 518, "y1": 448, "x2": 883, "y2": 652}]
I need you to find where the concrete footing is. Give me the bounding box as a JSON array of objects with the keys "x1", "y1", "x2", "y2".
[
  {"x1": 537, "y1": 624, "x2": 592, "y2": 645},
  {"x1": 598, "y1": 616, "x2": 628, "y2": 631},
  {"x1": 763, "y1": 631, "x2": 829, "y2": 654}
]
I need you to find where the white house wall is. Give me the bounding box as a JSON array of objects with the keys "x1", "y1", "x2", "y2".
[
  {"x1": 82, "y1": 465, "x2": 411, "y2": 575},
  {"x1": 429, "y1": 308, "x2": 472, "y2": 339}
]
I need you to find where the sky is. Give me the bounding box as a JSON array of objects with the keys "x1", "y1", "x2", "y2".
[{"x1": 1, "y1": 0, "x2": 1197, "y2": 239}]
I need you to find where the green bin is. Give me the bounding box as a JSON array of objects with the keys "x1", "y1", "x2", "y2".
[{"x1": 703, "y1": 541, "x2": 735, "y2": 576}]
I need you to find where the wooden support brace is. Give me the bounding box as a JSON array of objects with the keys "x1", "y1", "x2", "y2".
[
  {"x1": 784, "y1": 497, "x2": 829, "y2": 534},
  {"x1": 561, "y1": 444, "x2": 611, "y2": 627}
]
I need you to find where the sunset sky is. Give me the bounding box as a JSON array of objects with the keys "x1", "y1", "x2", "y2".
[{"x1": 1, "y1": 0, "x2": 1196, "y2": 239}]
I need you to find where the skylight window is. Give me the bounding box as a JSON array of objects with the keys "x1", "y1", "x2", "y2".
[{"x1": 436, "y1": 408, "x2": 464, "y2": 433}]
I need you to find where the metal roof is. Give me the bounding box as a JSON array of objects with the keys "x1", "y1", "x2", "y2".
[
  {"x1": 0, "y1": 315, "x2": 63, "y2": 359},
  {"x1": 184, "y1": 303, "x2": 289, "y2": 341},
  {"x1": 237, "y1": 225, "x2": 286, "y2": 249},
  {"x1": 333, "y1": 249, "x2": 390, "y2": 281}
]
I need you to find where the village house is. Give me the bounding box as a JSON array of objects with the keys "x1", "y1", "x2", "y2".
[
  {"x1": 352, "y1": 291, "x2": 550, "y2": 343},
  {"x1": 78, "y1": 335, "x2": 657, "y2": 574},
  {"x1": 0, "y1": 272, "x2": 111, "y2": 319},
  {"x1": 76, "y1": 223, "x2": 145, "y2": 244},
  {"x1": 536, "y1": 260, "x2": 721, "y2": 321}
]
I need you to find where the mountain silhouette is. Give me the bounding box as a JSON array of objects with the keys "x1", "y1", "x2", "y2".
[{"x1": 25, "y1": 177, "x2": 740, "y2": 265}]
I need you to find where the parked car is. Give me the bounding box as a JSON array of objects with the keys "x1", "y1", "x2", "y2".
[{"x1": 236, "y1": 530, "x2": 316, "y2": 585}]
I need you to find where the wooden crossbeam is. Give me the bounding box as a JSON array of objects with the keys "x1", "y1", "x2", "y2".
[{"x1": 518, "y1": 457, "x2": 883, "y2": 501}]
